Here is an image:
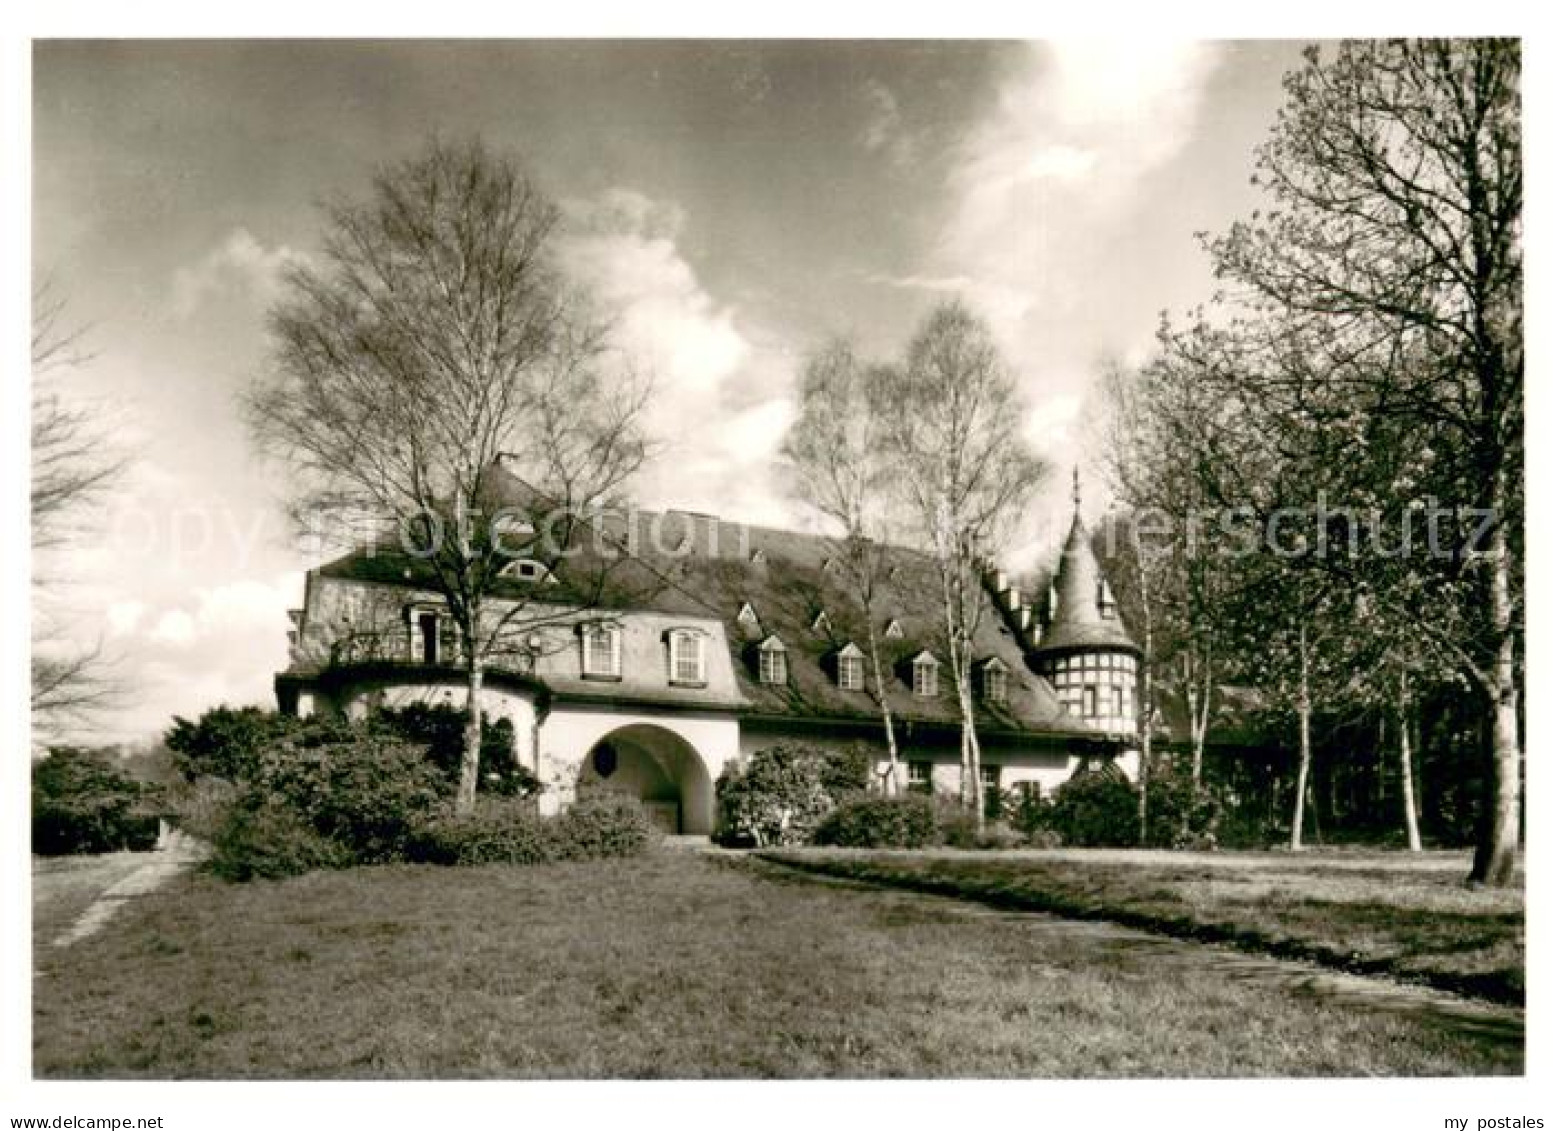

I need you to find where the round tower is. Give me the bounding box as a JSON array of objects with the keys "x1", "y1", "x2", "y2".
[{"x1": 1030, "y1": 475, "x2": 1140, "y2": 736}]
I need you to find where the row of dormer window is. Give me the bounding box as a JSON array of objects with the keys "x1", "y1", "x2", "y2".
[{"x1": 756, "y1": 635, "x2": 1008, "y2": 702}]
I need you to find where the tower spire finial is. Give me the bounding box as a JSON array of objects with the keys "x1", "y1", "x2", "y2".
[{"x1": 1072, "y1": 465, "x2": 1081, "y2": 514}]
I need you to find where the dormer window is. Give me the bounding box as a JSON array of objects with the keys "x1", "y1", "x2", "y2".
[
  {"x1": 668, "y1": 628, "x2": 706, "y2": 687},
  {"x1": 980, "y1": 657, "x2": 1009, "y2": 704},
  {"x1": 757, "y1": 635, "x2": 788, "y2": 685},
  {"x1": 737, "y1": 602, "x2": 761, "y2": 633},
  {"x1": 836, "y1": 642, "x2": 866, "y2": 691},
  {"x1": 501, "y1": 558, "x2": 555, "y2": 584},
  {"x1": 811, "y1": 609, "x2": 832, "y2": 635},
  {"x1": 750, "y1": 548, "x2": 768, "y2": 565},
  {"x1": 580, "y1": 622, "x2": 621, "y2": 680},
  {"x1": 1098, "y1": 579, "x2": 1117, "y2": 620},
  {"x1": 883, "y1": 619, "x2": 904, "y2": 640},
  {"x1": 912, "y1": 652, "x2": 940, "y2": 698}
]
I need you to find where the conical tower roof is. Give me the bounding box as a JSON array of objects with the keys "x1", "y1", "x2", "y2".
[{"x1": 1032, "y1": 494, "x2": 1139, "y2": 657}]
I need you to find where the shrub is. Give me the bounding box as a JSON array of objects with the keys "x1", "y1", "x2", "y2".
[
  {"x1": 32, "y1": 748, "x2": 163, "y2": 855},
  {"x1": 715, "y1": 744, "x2": 835, "y2": 846},
  {"x1": 812, "y1": 795, "x2": 938, "y2": 848},
  {"x1": 1006, "y1": 785, "x2": 1054, "y2": 840},
  {"x1": 164, "y1": 706, "x2": 296, "y2": 783},
  {"x1": 936, "y1": 803, "x2": 1025, "y2": 850},
  {"x1": 408, "y1": 798, "x2": 552, "y2": 866},
  {"x1": 549, "y1": 792, "x2": 654, "y2": 860},
  {"x1": 817, "y1": 742, "x2": 874, "y2": 799},
  {"x1": 1049, "y1": 767, "x2": 1139, "y2": 847},
  {"x1": 371, "y1": 702, "x2": 540, "y2": 799},
  {"x1": 255, "y1": 732, "x2": 448, "y2": 863},
  {"x1": 1144, "y1": 772, "x2": 1224, "y2": 850},
  {"x1": 937, "y1": 806, "x2": 982, "y2": 849},
  {"x1": 1025, "y1": 827, "x2": 1064, "y2": 849},
  {"x1": 408, "y1": 793, "x2": 652, "y2": 867},
  {"x1": 206, "y1": 798, "x2": 353, "y2": 881}
]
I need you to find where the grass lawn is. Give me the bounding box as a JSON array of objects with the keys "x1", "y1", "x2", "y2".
[
  {"x1": 34, "y1": 850, "x2": 1519, "y2": 1078},
  {"x1": 762, "y1": 848, "x2": 1524, "y2": 1004}
]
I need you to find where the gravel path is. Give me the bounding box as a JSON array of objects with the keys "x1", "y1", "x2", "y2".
[{"x1": 42, "y1": 832, "x2": 208, "y2": 949}]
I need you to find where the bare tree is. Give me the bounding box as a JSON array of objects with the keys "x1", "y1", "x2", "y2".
[
  {"x1": 883, "y1": 301, "x2": 1044, "y2": 827},
  {"x1": 247, "y1": 139, "x2": 650, "y2": 812},
  {"x1": 31, "y1": 278, "x2": 126, "y2": 738},
  {"x1": 781, "y1": 337, "x2": 904, "y2": 793}
]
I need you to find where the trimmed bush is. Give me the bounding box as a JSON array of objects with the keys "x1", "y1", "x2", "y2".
[
  {"x1": 812, "y1": 795, "x2": 938, "y2": 848},
  {"x1": 32, "y1": 748, "x2": 163, "y2": 856},
  {"x1": 551, "y1": 792, "x2": 653, "y2": 859},
  {"x1": 1049, "y1": 767, "x2": 1139, "y2": 847},
  {"x1": 408, "y1": 793, "x2": 653, "y2": 867},
  {"x1": 408, "y1": 798, "x2": 552, "y2": 866}
]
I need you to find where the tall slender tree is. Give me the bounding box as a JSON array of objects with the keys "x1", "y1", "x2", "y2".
[
  {"x1": 883, "y1": 301, "x2": 1044, "y2": 826},
  {"x1": 248, "y1": 139, "x2": 650, "y2": 812},
  {"x1": 781, "y1": 337, "x2": 904, "y2": 792}
]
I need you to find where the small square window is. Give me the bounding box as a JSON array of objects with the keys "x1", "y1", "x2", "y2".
[{"x1": 907, "y1": 761, "x2": 933, "y2": 794}]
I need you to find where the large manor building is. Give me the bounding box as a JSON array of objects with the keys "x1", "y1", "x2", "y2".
[{"x1": 274, "y1": 458, "x2": 1142, "y2": 834}]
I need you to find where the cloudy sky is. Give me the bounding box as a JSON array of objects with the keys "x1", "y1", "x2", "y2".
[{"x1": 32, "y1": 39, "x2": 1307, "y2": 743}]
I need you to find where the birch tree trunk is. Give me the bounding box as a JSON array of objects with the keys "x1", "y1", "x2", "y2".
[
  {"x1": 1472, "y1": 495, "x2": 1521, "y2": 886},
  {"x1": 1137, "y1": 575, "x2": 1154, "y2": 845},
  {"x1": 458, "y1": 604, "x2": 485, "y2": 813},
  {"x1": 1290, "y1": 623, "x2": 1311, "y2": 852},
  {"x1": 1398, "y1": 674, "x2": 1422, "y2": 853},
  {"x1": 865, "y1": 617, "x2": 901, "y2": 796}
]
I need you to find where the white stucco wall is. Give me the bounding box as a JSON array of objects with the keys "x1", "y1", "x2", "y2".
[{"x1": 537, "y1": 702, "x2": 740, "y2": 833}]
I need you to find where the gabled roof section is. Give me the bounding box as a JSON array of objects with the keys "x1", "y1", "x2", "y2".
[
  {"x1": 835, "y1": 640, "x2": 865, "y2": 659},
  {"x1": 757, "y1": 633, "x2": 787, "y2": 652},
  {"x1": 883, "y1": 618, "x2": 904, "y2": 639}
]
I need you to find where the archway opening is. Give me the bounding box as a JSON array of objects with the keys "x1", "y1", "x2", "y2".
[{"x1": 577, "y1": 724, "x2": 715, "y2": 835}]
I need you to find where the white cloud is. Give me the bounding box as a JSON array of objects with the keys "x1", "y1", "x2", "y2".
[
  {"x1": 558, "y1": 188, "x2": 799, "y2": 528},
  {"x1": 105, "y1": 600, "x2": 146, "y2": 637},
  {"x1": 170, "y1": 227, "x2": 308, "y2": 320},
  {"x1": 148, "y1": 609, "x2": 196, "y2": 646},
  {"x1": 917, "y1": 41, "x2": 1222, "y2": 482},
  {"x1": 860, "y1": 80, "x2": 915, "y2": 167}
]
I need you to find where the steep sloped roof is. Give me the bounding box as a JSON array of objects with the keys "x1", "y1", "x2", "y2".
[
  {"x1": 313, "y1": 461, "x2": 1088, "y2": 736},
  {"x1": 1030, "y1": 512, "x2": 1140, "y2": 657}
]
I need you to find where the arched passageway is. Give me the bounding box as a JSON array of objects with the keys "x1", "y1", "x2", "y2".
[{"x1": 577, "y1": 723, "x2": 715, "y2": 835}]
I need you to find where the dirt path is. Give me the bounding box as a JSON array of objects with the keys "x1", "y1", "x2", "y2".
[
  {"x1": 36, "y1": 832, "x2": 208, "y2": 949},
  {"x1": 757, "y1": 856, "x2": 1524, "y2": 1055}
]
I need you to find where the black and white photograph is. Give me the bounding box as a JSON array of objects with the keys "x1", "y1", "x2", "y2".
[{"x1": 7, "y1": 17, "x2": 1537, "y2": 1129}]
